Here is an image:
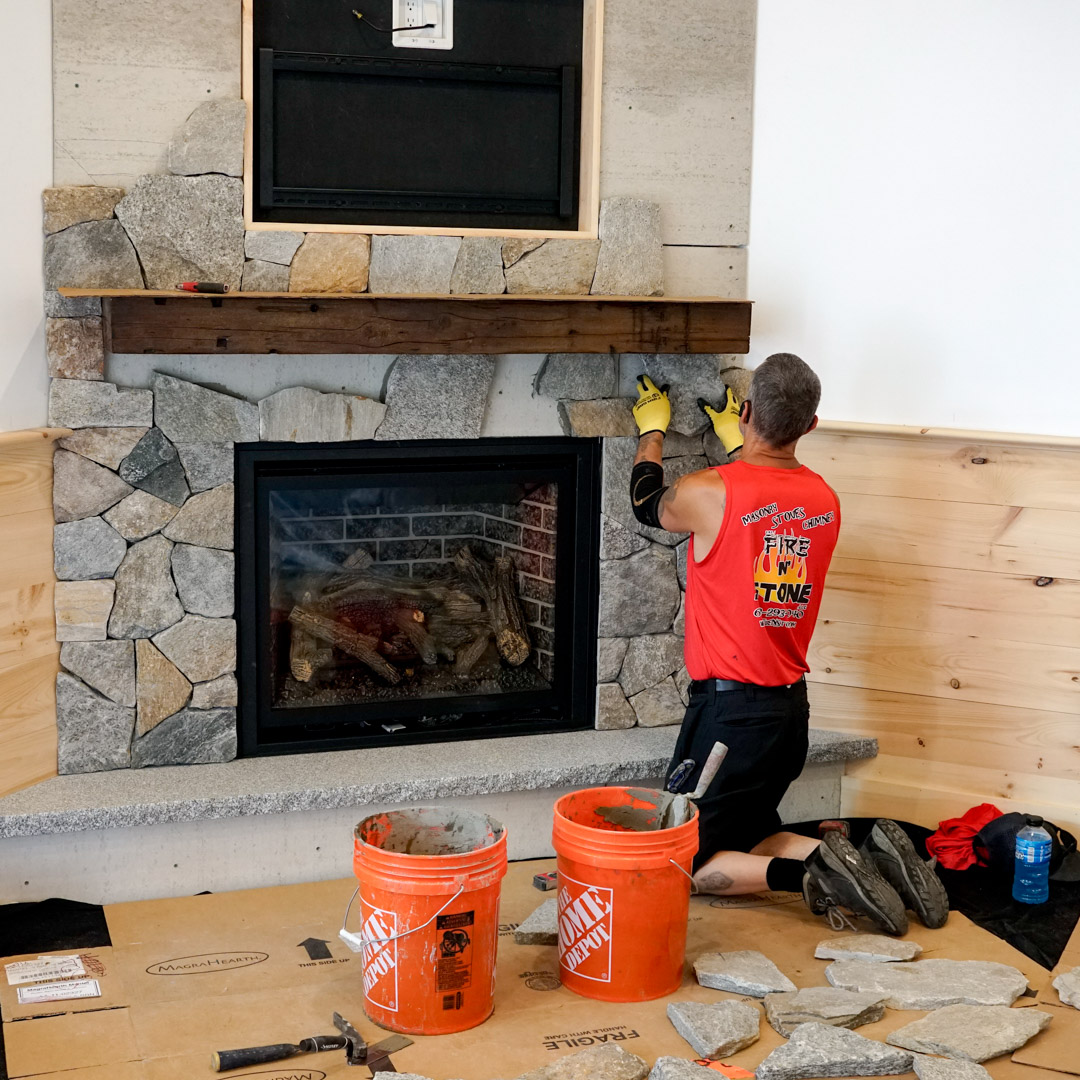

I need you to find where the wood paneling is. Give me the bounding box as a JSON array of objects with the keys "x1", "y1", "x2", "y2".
[
  {"x1": 0, "y1": 430, "x2": 66, "y2": 797},
  {"x1": 804, "y1": 428, "x2": 1080, "y2": 833}
]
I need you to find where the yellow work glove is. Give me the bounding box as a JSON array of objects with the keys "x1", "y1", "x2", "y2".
[
  {"x1": 632, "y1": 374, "x2": 671, "y2": 436},
  {"x1": 699, "y1": 387, "x2": 743, "y2": 454}
]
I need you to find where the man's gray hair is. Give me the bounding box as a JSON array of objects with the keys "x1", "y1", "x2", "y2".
[{"x1": 747, "y1": 353, "x2": 821, "y2": 447}]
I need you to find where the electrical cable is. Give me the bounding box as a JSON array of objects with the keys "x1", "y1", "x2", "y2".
[{"x1": 352, "y1": 9, "x2": 435, "y2": 33}]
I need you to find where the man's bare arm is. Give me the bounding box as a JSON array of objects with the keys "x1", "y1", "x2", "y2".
[{"x1": 633, "y1": 434, "x2": 726, "y2": 536}]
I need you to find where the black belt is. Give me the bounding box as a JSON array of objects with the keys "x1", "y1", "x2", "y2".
[{"x1": 690, "y1": 675, "x2": 806, "y2": 693}]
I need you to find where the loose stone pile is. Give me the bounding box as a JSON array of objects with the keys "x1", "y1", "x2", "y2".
[{"x1": 1052, "y1": 964, "x2": 1080, "y2": 1008}]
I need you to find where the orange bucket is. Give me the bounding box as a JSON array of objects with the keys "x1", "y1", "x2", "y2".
[
  {"x1": 552, "y1": 786, "x2": 698, "y2": 1002},
  {"x1": 352, "y1": 806, "x2": 508, "y2": 1035}
]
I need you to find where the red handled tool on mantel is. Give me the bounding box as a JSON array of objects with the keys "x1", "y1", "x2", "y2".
[
  {"x1": 176, "y1": 281, "x2": 230, "y2": 293},
  {"x1": 211, "y1": 1011, "x2": 412, "y2": 1072}
]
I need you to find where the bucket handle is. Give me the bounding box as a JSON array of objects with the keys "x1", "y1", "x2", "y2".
[
  {"x1": 337, "y1": 883, "x2": 466, "y2": 954},
  {"x1": 669, "y1": 858, "x2": 699, "y2": 895}
]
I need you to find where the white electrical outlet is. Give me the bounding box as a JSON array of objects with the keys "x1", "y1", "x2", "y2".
[{"x1": 392, "y1": 0, "x2": 453, "y2": 50}]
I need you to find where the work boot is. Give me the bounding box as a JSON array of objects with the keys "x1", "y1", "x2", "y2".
[
  {"x1": 860, "y1": 818, "x2": 950, "y2": 929},
  {"x1": 803, "y1": 830, "x2": 909, "y2": 936}
]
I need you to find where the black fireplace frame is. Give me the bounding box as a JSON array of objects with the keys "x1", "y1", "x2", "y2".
[{"x1": 235, "y1": 437, "x2": 602, "y2": 756}]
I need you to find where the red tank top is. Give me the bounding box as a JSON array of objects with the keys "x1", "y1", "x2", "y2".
[{"x1": 684, "y1": 460, "x2": 841, "y2": 685}]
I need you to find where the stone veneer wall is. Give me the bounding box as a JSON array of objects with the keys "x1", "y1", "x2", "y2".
[{"x1": 48, "y1": 352, "x2": 750, "y2": 773}]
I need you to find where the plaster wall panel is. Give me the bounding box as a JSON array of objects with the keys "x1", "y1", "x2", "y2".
[
  {"x1": 600, "y1": 0, "x2": 756, "y2": 246},
  {"x1": 53, "y1": 0, "x2": 241, "y2": 187},
  {"x1": 663, "y1": 245, "x2": 748, "y2": 299}
]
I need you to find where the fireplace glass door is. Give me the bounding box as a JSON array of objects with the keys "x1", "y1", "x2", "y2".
[{"x1": 237, "y1": 439, "x2": 600, "y2": 754}]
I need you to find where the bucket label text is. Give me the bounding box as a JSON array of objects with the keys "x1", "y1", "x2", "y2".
[
  {"x1": 557, "y1": 875, "x2": 613, "y2": 983},
  {"x1": 361, "y1": 903, "x2": 398, "y2": 1012},
  {"x1": 436, "y1": 909, "x2": 474, "y2": 999}
]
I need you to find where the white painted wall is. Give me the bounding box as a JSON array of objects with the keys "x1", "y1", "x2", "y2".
[
  {"x1": 0, "y1": 3, "x2": 52, "y2": 432},
  {"x1": 748, "y1": 1, "x2": 1080, "y2": 437}
]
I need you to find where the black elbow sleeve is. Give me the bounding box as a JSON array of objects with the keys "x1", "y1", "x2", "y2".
[{"x1": 630, "y1": 461, "x2": 667, "y2": 529}]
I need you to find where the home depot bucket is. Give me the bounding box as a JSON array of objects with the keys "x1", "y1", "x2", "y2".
[
  {"x1": 552, "y1": 786, "x2": 699, "y2": 1002},
  {"x1": 352, "y1": 806, "x2": 508, "y2": 1035}
]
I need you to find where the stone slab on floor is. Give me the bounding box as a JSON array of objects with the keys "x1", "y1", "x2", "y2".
[
  {"x1": 755, "y1": 1022, "x2": 913, "y2": 1080},
  {"x1": 825, "y1": 958, "x2": 1028, "y2": 1010},
  {"x1": 514, "y1": 897, "x2": 558, "y2": 945},
  {"x1": 885, "y1": 1004, "x2": 1053, "y2": 1063},
  {"x1": 666, "y1": 999, "x2": 760, "y2": 1058},
  {"x1": 694, "y1": 950, "x2": 796, "y2": 997},
  {"x1": 815, "y1": 934, "x2": 923, "y2": 963},
  {"x1": 763, "y1": 986, "x2": 887, "y2": 1037}
]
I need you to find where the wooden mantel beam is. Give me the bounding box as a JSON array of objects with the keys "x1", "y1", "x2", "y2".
[{"x1": 59, "y1": 290, "x2": 752, "y2": 356}]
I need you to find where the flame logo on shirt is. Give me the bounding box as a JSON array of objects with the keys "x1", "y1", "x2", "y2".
[{"x1": 754, "y1": 531, "x2": 813, "y2": 606}]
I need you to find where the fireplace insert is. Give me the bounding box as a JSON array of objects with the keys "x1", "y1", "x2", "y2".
[{"x1": 236, "y1": 438, "x2": 601, "y2": 755}]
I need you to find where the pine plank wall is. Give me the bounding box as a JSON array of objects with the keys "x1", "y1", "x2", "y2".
[{"x1": 1, "y1": 422, "x2": 1077, "y2": 827}]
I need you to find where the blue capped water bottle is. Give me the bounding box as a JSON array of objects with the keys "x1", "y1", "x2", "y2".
[{"x1": 1012, "y1": 815, "x2": 1052, "y2": 904}]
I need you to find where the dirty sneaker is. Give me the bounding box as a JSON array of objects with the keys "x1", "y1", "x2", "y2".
[
  {"x1": 861, "y1": 818, "x2": 950, "y2": 929},
  {"x1": 803, "y1": 830, "x2": 909, "y2": 936}
]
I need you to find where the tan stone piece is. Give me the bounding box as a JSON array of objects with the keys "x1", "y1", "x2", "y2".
[
  {"x1": 104, "y1": 489, "x2": 180, "y2": 541},
  {"x1": 501, "y1": 237, "x2": 544, "y2": 268},
  {"x1": 503, "y1": 239, "x2": 601, "y2": 295},
  {"x1": 46, "y1": 317, "x2": 105, "y2": 380},
  {"x1": 54, "y1": 579, "x2": 115, "y2": 641},
  {"x1": 57, "y1": 427, "x2": 149, "y2": 470},
  {"x1": 289, "y1": 233, "x2": 371, "y2": 293},
  {"x1": 135, "y1": 638, "x2": 192, "y2": 735},
  {"x1": 42, "y1": 186, "x2": 125, "y2": 234}
]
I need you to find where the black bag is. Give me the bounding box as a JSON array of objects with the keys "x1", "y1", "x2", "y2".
[{"x1": 975, "y1": 813, "x2": 1080, "y2": 881}]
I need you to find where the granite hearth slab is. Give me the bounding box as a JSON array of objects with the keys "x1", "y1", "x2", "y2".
[{"x1": 0, "y1": 727, "x2": 874, "y2": 838}]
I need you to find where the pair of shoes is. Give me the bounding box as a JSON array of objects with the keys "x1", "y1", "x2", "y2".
[{"x1": 802, "y1": 821, "x2": 950, "y2": 935}]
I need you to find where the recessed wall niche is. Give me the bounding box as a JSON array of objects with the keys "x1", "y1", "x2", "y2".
[{"x1": 246, "y1": 0, "x2": 602, "y2": 237}]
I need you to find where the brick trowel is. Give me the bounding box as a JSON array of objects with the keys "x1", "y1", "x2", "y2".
[{"x1": 211, "y1": 1011, "x2": 412, "y2": 1072}]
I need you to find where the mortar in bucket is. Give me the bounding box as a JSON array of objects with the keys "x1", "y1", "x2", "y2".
[
  {"x1": 552, "y1": 786, "x2": 698, "y2": 1001},
  {"x1": 348, "y1": 806, "x2": 507, "y2": 1035}
]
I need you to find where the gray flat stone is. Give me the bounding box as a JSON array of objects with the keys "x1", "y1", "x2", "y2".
[
  {"x1": 369, "y1": 235, "x2": 462, "y2": 294},
  {"x1": 815, "y1": 934, "x2": 923, "y2": 963},
  {"x1": 598, "y1": 546, "x2": 680, "y2": 636},
  {"x1": 450, "y1": 236, "x2": 505, "y2": 294},
  {"x1": 629, "y1": 677, "x2": 685, "y2": 728},
  {"x1": 54, "y1": 517, "x2": 127, "y2": 580},
  {"x1": 825, "y1": 958, "x2": 1028, "y2": 1010},
  {"x1": 59, "y1": 641, "x2": 135, "y2": 707},
  {"x1": 912, "y1": 1057, "x2": 992, "y2": 1080},
  {"x1": 597, "y1": 637, "x2": 629, "y2": 682},
  {"x1": 596, "y1": 683, "x2": 636, "y2": 730},
  {"x1": 504, "y1": 239, "x2": 600, "y2": 295},
  {"x1": 162, "y1": 483, "x2": 234, "y2": 550},
  {"x1": 135, "y1": 638, "x2": 191, "y2": 736},
  {"x1": 131, "y1": 706, "x2": 237, "y2": 768},
  {"x1": 515, "y1": 1043, "x2": 648, "y2": 1080},
  {"x1": 289, "y1": 233, "x2": 370, "y2": 293},
  {"x1": 592, "y1": 198, "x2": 663, "y2": 296},
  {"x1": 154, "y1": 373, "x2": 259, "y2": 444},
  {"x1": 167, "y1": 99, "x2": 245, "y2": 177},
  {"x1": 42, "y1": 220, "x2": 143, "y2": 290},
  {"x1": 46, "y1": 317, "x2": 104, "y2": 380},
  {"x1": 756, "y1": 1022, "x2": 913, "y2": 1080},
  {"x1": 153, "y1": 615, "x2": 236, "y2": 683},
  {"x1": 54, "y1": 580, "x2": 115, "y2": 642},
  {"x1": 259, "y1": 387, "x2": 386, "y2": 442},
  {"x1": 763, "y1": 986, "x2": 888, "y2": 1037},
  {"x1": 49, "y1": 380, "x2": 153, "y2": 429},
  {"x1": 42, "y1": 186, "x2": 125, "y2": 235},
  {"x1": 56, "y1": 672, "x2": 133, "y2": 774},
  {"x1": 885, "y1": 1004, "x2": 1052, "y2": 1063},
  {"x1": 376, "y1": 355, "x2": 495, "y2": 440},
  {"x1": 648, "y1": 1060, "x2": 717, "y2": 1080},
  {"x1": 118, "y1": 428, "x2": 189, "y2": 506},
  {"x1": 53, "y1": 450, "x2": 134, "y2": 523},
  {"x1": 674, "y1": 664, "x2": 691, "y2": 705},
  {"x1": 1052, "y1": 965, "x2": 1080, "y2": 1008},
  {"x1": 619, "y1": 633, "x2": 684, "y2": 696},
  {"x1": 175, "y1": 443, "x2": 234, "y2": 493},
  {"x1": 114, "y1": 174, "x2": 244, "y2": 289},
  {"x1": 191, "y1": 673, "x2": 238, "y2": 710},
  {"x1": 635, "y1": 355, "x2": 734, "y2": 436},
  {"x1": 559, "y1": 398, "x2": 637, "y2": 437},
  {"x1": 676, "y1": 539, "x2": 688, "y2": 588},
  {"x1": 694, "y1": 950, "x2": 796, "y2": 997},
  {"x1": 600, "y1": 516, "x2": 650, "y2": 561},
  {"x1": 103, "y1": 490, "x2": 179, "y2": 541},
  {"x1": 514, "y1": 897, "x2": 558, "y2": 945},
  {"x1": 108, "y1": 534, "x2": 184, "y2": 639},
  {"x1": 241, "y1": 259, "x2": 290, "y2": 292},
  {"x1": 667, "y1": 999, "x2": 760, "y2": 1058},
  {"x1": 44, "y1": 290, "x2": 102, "y2": 318},
  {"x1": 245, "y1": 230, "x2": 304, "y2": 265},
  {"x1": 673, "y1": 597, "x2": 686, "y2": 640},
  {"x1": 58, "y1": 427, "x2": 148, "y2": 470},
  {"x1": 536, "y1": 354, "x2": 617, "y2": 400},
  {"x1": 172, "y1": 544, "x2": 234, "y2": 617}
]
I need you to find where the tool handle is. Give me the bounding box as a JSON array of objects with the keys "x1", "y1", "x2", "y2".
[
  {"x1": 689, "y1": 741, "x2": 729, "y2": 800},
  {"x1": 211, "y1": 1043, "x2": 303, "y2": 1072}
]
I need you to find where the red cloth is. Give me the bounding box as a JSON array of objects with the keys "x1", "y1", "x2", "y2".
[
  {"x1": 926, "y1": 803, "x2": 1003, "y2": 870},
  {"x1": 683, "y1": 461, "x2": 841, "y2": 685}
]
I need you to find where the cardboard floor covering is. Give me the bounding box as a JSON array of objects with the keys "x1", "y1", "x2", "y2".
[{"x1": 2, "y1": 858, "x2": 1076, "y2": 1080}]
